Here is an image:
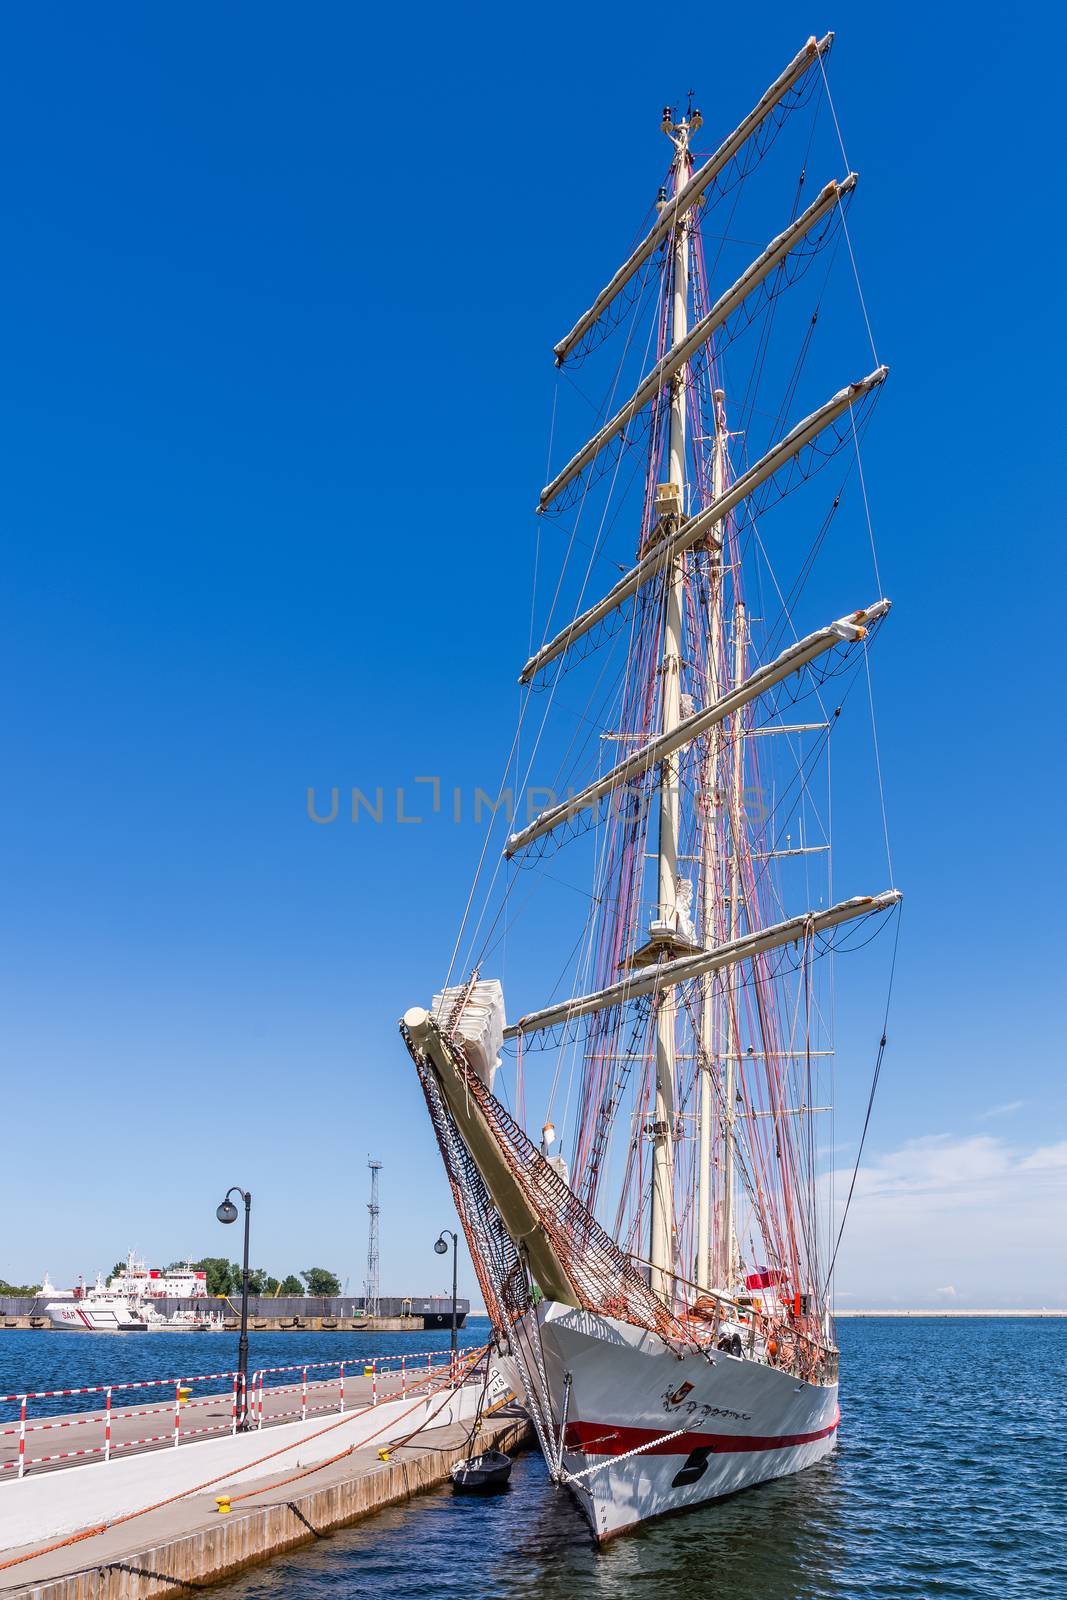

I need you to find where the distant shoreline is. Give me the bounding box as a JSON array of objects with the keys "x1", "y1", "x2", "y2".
[{"x1": 835, "y1": 1308, "x2": 1066, "y2": 1318}]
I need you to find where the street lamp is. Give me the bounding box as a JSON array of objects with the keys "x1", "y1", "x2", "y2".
[
  {"x1": 217, "y1": 1186, "x2": 251, "y2": 1427},
  {"x1": 434, "y1": 1229, "x2": 458, "y2": 1365}
]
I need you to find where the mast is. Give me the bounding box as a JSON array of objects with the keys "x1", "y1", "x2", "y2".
[
  {"x1": 696, "y1": 388, "x2": 726, "y2": 1291},
  {"x1": 722, "y1": 588, "x2": 747, "y2": 1290},
  {"x1": 649, "y1": 114, "x2": 692, "y2": 1303}
]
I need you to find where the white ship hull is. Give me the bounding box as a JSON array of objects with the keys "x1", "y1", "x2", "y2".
[
  {"x1": 515, "y1": 1301, "x2": 838, "y2": 1540},
  {"x1": 46, "y1": 1301, "x2": 149, "y2": 1332}
]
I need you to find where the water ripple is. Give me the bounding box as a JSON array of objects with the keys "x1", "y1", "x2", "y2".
[{"x1": 54, "y1": 1319, "x2": 1067, "y2": 1600}]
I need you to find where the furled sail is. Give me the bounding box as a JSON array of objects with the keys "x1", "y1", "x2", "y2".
[
  {"x1": 504, "y1": 891, "x2": 902, "y2": 1038},
  {"x1": 520, "y1": 367, "x2": 888, "y2": 684},
  {"x1": 507, "y1": 599, "x2": 889, "y2": 857},
  {"x1": 553, "y1": 33, "x2": 834, "y2": 364},
  {"x1": 539, "y1": 175, "x2": 856, "y2": 512}
]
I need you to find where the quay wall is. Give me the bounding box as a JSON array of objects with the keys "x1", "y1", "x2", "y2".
[
  {"x1": 1, "y1": 1296, "x2": 471, "y2": 1332},
  {"x1": 1, "y1": 1413, "x2": 530, "y2": 1600}
]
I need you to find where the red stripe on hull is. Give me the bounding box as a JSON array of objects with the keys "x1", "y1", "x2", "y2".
[{"x1": 565, "y1": 1410, "x2": 839, "y2": 1456}]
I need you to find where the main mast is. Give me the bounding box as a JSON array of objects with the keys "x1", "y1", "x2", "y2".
[
  {"x1": 722, "y1": 584, "x2": 746, "y2": 1289},
  {"x1": 696, "y1": 387, "x2": 726, "y2": 1291},
  {"x1": 649, "y1": 110, "x2": 694, "y2": 1302}
]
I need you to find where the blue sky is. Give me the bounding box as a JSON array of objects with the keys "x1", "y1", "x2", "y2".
[{"x1": 2, "y1": 3, "x2": 1064, "y2": 1308}]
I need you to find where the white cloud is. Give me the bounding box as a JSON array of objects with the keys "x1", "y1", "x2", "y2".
[
  {"x1": 827, "y1": 1130, "x2": 1067, "y2": 1308},
  {"x1": 1020, "y1": 1141, "x2": 1067, "y2": 1171},
  {"x1": 978, "y1": 1100, "x2": 1025, "y2": 1120}
]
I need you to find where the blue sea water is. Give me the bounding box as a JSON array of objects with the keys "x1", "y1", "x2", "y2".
[{"x1": 2, "y1": 1319, "x2": 1064, "y2": 1597}]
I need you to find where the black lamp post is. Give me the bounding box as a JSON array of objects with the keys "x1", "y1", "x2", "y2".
[
  {"x1": 434, "y1": 1229, "x2": 458, "y2": 1365},
  {"x1": 217, "y1": 1186, "x2": 251, "y2": 1428}
]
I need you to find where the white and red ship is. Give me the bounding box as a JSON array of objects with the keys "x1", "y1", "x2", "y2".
[
  {"x1": 106, "y1": 1256, "x2": 209, "y2": 1301},
  {"x1": 401, "y1": 36, "x2": 898, "y2": 1541}
]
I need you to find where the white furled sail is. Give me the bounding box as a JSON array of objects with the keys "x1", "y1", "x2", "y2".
[
  {"x1": 553, "y1": 33, "x2": 834, "y2": 364},
  {"x1": 506, "y1": 599, "x2": 889, "y2": 856},
  {"x1": 503, "y1": 892, "x2": 902, "y2": 1038},
  {"x1": 431, "y1": 979, "x2": 506, "y2": 1091}
]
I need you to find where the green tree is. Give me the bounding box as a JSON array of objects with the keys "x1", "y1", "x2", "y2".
[
  {"x1": 195, "y1": 1257, "x2": 235, "y2": 1297},
  {"x1": 301, "y1": 1267, "x2": 341, "y2": 1297},
  {"x1": 244, "y1": 1268, "x2": 279, "y2": 1295},
  {"x1": 277, "y1": 1274, "x2": 304, "y2": 1295},
  {"x1": 0, "y1": 1279, "x2": 42, "y2": 1296}
]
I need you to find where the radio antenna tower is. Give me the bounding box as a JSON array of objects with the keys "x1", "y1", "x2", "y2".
[{"x1": 365, "y1": 1157, "x2": 382, "y2": 1316}]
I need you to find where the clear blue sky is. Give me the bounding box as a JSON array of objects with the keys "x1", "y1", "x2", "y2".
[{"x1": 2, "y1": 3, "x2": 1063, "y2": 1307}]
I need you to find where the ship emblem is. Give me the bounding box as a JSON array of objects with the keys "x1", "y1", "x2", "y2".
[{"x1": 665, "y1": 1380, "x2": 695, "y2": 1409}]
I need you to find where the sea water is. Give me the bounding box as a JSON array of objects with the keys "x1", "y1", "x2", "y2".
[{"x1": 2, "y1": 1319, "x2": 1063, "y2": 1597}]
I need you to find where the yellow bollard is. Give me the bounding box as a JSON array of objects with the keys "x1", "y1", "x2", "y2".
[
  {"x1": 363, "y1": 1366, "x2": 374, "y2": 1377},
  {"x1": 377, "y1": 1448, "x2": 391, "y2": 1462},
  {"x1": 178, "y1": 1387, "x2": 192, "y2": 1407},
  {"x1": 215, "y1": 1496, "x2": 231, "y2": 1515}
]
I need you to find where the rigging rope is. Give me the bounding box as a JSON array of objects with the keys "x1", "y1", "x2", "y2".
[
  {"x1": 821, "y1": 905, "x2": 902, "y2": 1295},
  {"x1": 817, "y1": 51, "x2": 879, "y2": 368}
]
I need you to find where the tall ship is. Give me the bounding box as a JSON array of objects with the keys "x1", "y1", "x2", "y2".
[{"x1": 402, "y1": 34, "x2": 900, "y2": 1539}]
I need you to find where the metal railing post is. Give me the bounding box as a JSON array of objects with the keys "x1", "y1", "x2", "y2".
[
  {"x1": 104, "y1": 1387, "x2": 113, "y2": 1463},
  {"x1": 301, "y1": 1366, "x2": 307, "y2": 1422},
  {"x1": 173, "y1": 1381, "x2": 182, "y2": 1447},
  {"x1": 339, "y1": 1362, "x2": 345, "y2": 1414},
  {"x1": 17, "y1": 1396, "x2": 26, "y2": 1479}
]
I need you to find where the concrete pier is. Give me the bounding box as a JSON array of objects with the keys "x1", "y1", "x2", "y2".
[
  {"x1": 0, "y1": 1409, "x2": 530, "y2": 1597},
  {"x1": 1, "y1": 1315, "x2": 453, "y2": 1333}
]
